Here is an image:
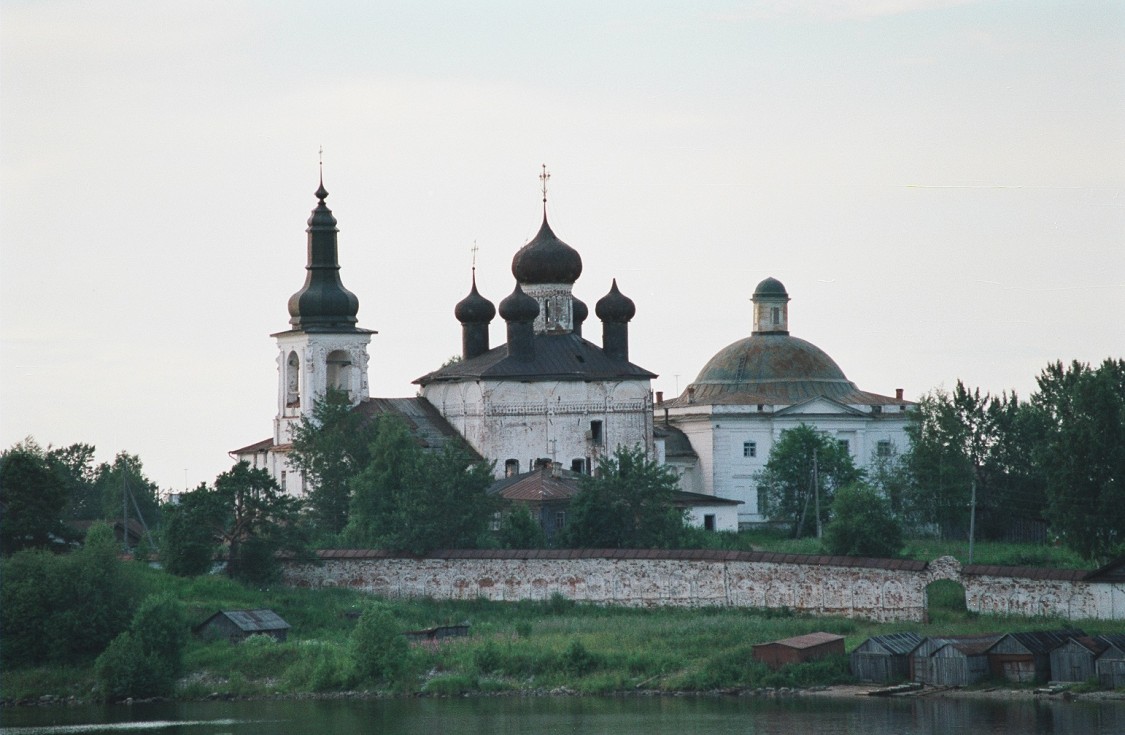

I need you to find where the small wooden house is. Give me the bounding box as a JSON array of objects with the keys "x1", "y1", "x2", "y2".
[
  {"x1": 850, "y1": 632, "x2": 924, "y2": 683},
  {"x1": 752, "y1": 632, "x2": 845, "y2": 671},
  {"x1": 1095, "y1": 635, "x2": 1125, "y2": 689},
  {"x1": 194, "y1": 609, "x2": 291, "y2": 643},
  {"x1": 1049, "y1": 636, "x2": 1108, "y2": 683},
  {"x1": 911, "y1": 634, "x2": 1001, "y2": 684},
  {"x1": 986, "y1": 629, "x2": 1084, "y2": 684}
]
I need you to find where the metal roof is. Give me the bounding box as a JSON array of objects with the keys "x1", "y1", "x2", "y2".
[
  {"x1": 757, "y1": 632, "x2": 845, "y2": 650},
  {"x1": 207, "y1": 609, "x2": 290, "y2": 633},
  {"x1": 489, "y1": 467, "x2": 582, "y2": 503},
  {"x1": 414, "y1": 332, "x2": 656, "y2": 385},
  {"x1": 860, "y1": 632, "x2": 925, "y2": 655}
]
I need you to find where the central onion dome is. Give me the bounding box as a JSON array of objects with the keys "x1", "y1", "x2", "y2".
[
  {"x1": 287, "y1": 181, "x2": 361, "y2": 330},
  {"x1": 511, "y1": 215, "x2": 583, "y2": 284}
]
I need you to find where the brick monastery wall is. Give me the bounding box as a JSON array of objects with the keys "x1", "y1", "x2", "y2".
[{"x1": 281, "y1": 550, "x2": 1122, "y2": 623}]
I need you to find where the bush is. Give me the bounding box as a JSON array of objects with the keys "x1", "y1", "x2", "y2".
[
  {"x1": 349, "y1": 603, "x2": 409, "y2": 685},
  {"x1": 560, "y1": 639, "x2": 599, "y2": 676},
  {"x1": 130, "y1": 594, "x2": 188, "y2": 678},
  {"x1": 823, "y1": 484, "x2": 904, "y2": 558},
  {"x1": 94, "y1": 632, "x2": 173, "y2": 701}
]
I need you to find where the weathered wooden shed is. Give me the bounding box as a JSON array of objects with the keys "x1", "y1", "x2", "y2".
[
  {"x1": 1095, "y1": 634, "x2": 1125, "y2": 689},
  {"x1": 752, "y1": 632, "x2": 845, "y2": 671},
  {"x1": 194, "y1": 609, "x2": 291, "y2": 643},
  {"x1": 911, "y1": 634, "x2": 1001, "y2": 684},
  {"x1": 986, "y1": 629, "x2": 1084, "y2": 684},
  {"x1": 850, "y1": 632, "x2": 924, "y2": 683},
  {"x1": 1049, "y1": 636, "x2": 1108, "y2": 683},
  {"x1": 926, "y1": 640, "x2": 994, "y2": 686}
]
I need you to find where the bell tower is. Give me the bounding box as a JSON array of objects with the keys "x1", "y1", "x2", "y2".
[{"x1": 271, "y1": 174, "x2": 375, "y2": 447}]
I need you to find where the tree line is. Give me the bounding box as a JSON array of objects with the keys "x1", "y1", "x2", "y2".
[{"x1": 755, "y1": 359, "x2": 1124, "y2": 564}]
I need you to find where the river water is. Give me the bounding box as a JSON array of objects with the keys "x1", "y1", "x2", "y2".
[{"x1": 2, "y1": 695, "x2": 1122, "y2": 735}]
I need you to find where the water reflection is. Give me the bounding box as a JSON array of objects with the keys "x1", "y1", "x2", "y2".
[{"x1": 2, "y1": 695, "x2": 1122, "y2": 735}]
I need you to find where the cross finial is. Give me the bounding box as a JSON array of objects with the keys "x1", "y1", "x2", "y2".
[
  {"x1": 539, "y1": 164, "x2": 550, "y2": 207},
  {"x1": 470, "y1": 240, "x2": 479, "y2": 272},
  {"x1": 318, "y1": 145, "x2": 324, "y2": 187}
]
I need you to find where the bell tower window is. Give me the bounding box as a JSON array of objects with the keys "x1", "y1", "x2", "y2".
[
  {"x1": 326, "y1": 350, "x2": 352, "y2": 396},
  {"x1": 286, "y1": 351, "x2": 300, "y2": 407}
]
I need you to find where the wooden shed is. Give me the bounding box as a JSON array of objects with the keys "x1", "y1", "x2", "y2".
[
  {"x1": 925, "y1": 639, "x2": 994, "y2": 687},
  {"x1": 986, "y1": 629, "x2": 1084, "y2": 684},
  {"x1": 1049, "y1": 636, "x2": 1109, "y2": 683},
  {"x1": 1095, "y1": 635, "x2": 1125, "y2": 689},
  {"x1": 752, "y1": 632, "x2": 845, "y2": 671},
  {"x1": 850, "y1": 632, "x2": 924, "y2": 683},
  {"x1": 194, "y1": 609, "x2": 291, "y2": 643},
  {"x1": 911, "y1": 634, "x2": 1000, "y2": 684}
]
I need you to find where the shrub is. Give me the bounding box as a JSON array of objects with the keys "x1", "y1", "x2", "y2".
[
  {"x1": 349, "y1": 603, "x2": 409, "y2": 685},
  {"x1": 130, "y1": 594, "x2": 188, "y2": 678},
  {"x1": 473, "y1": 640, "x2": 502, "y2": 674},
  {"x1": 94, "y1": 632, "x2": 173, "y2": 701},
  {"x1": 560, "y1": 639, "x2": 599, "y2": 676},
  {"x1": 823, "y1": 483, "x2": 903, "y2": 558}
]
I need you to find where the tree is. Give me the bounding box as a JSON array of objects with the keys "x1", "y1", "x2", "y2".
[
  {"x1": 92, "y1": 451, "x2": 162, "y2": 539},
  {"x1": 1033, "y1": 359, "x2": 1125, "y2": 563},
  {"x1": 289, "y1": 389, "x2": 379, "y2": 540},
  {"x1": 345, "y1": 416, "x2": 496, "y2": 554},
  {"x1": 754, "y1": 424, "x2": 862, "y2": 539},
  {"x1": 49, "y1": 442, "x2": 99, "y2": 521},
  {"x1": 0, "y1": 439, "x2": 78, "y2": 554},
  {"x1": 94, "y1": 593, "x2": 188, "y2": 700},
  {"x1": 559, "y1": 445, "x2": 687, "y2": 549},
  {"x1": 823, "y1": 483, "x2": 904, "y2": 558},
  {"x1": 497, "y1": 505, "x2": 548, "y2": 549},
  {"x1": 160, "y1": 484, "x2": 219, "y2": 576},
  {"x1": 160, "y1": 464, "x2": 306, "y2": 583},
  {"x1": 349, "y1": 602, "x2": 409, "y2": 684}
]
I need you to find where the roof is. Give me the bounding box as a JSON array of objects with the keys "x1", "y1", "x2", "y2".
[
  {"x1": 1085, "y1": 556, "x2": 1125, "y2": 583},
  {"x1": 857, "y1": 632, "x2": 924, "y2": 655},
  {"x1": 671, "y1": 490, "x2": 742, "y2": 507},
  {"x1": 230, "y1": 397, "x2": 477, "y2": 459},
  {"x1": 489, "y1": 467, "x2": 582, "y2": 503},
  {"x1": 199, "y1": 609, "x2": 290, "y2": 633},
  {"x1": 664, "y1": 334, "x2": 903, "y2": 407},
  {"x1": 414, "y1": 332, "x2": 656, "y2": 385},
  {"x1": 654, "y1": 424, "x2": 698, "y2": 460},
  {"x1": 994, "y1": 629, "x2": 1087, "y2": 655},
  {"x1": 511, "y1": 215, "x2": 583, "y2": 285},
  {"x1": 756, "y1": 632, "x2": 845, "y2": 650}
]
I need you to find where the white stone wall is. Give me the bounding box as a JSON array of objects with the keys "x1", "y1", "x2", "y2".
[
  {"x1": 281, "y1": 552, "x2": 1124, "y2": 623},
  {"x1": 424, "y1": 378, "x2": 653, "y2": 478}
]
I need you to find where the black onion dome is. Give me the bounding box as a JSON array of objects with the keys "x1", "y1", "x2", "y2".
[
  {"x1": 753, "y1": 276, "x2": 789, "y2": 298},
  {"x1": 499, "y1": 283, "x2": 540, "y2": 323},
  {"x1": 511, "y1": 215, "x2": 583, "y2": 284},
  {"x1": 595, "y1": 279, "x2": 636, "y2": 322},
  {"x1": 454, "y1": 275, "x2": 496, "y2": 324},
  {"x1": 572, "y1": 295, "x2": 588, "y2": 324},
  {"x1": 287, "y1": 181, "x2": 360, "y2": 329}
]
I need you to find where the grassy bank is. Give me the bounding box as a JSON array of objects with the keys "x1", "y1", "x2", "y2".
[{"x1": 3, "y1": 558, "x2": 1120, "y2": 703}]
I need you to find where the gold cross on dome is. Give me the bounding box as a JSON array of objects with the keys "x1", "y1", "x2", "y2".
[{"x1": 539, "y1": 164, "x2": 550, "y2": 204}]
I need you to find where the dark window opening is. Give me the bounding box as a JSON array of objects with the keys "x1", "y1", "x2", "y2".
[
  {"x1": 704, "y1": 514, "x2": 716, "y2": 531},
  {"x1": 571, "y1": 458, "x2": 585, "y2": 473},
  {"x1": 589, "y1": 420, "x2": 603, "y2": 446},
  {"x1": 504, "y1": 459, "x2": 520, "y2": 477}
]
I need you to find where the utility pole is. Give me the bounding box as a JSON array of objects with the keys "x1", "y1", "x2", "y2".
[
  {"x1": 813, "y1": 446, "x2": 822, "y2": 539},
  {"x1": 968, "y1": 473, "x2": 977, "y2": 564}
]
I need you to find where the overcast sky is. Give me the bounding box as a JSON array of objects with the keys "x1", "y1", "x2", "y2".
[{"x1": 2, "y1": 0, "x2": 1122, "y2": 493}]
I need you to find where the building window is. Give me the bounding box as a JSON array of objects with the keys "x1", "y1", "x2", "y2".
[
  {"x1": 280, "y1": 470, "x2": 287, "y2": 491},
  {"x1": 877, "y1": 440, "x2": 893, "y2": 458},
  {"x1": 704, "y1": 514, "x2": 716, "y2": 531},
  {"x1": 489, "y1": 511, "x2": 502, "y2": 531},
  {"x1": 837, "y1": 439, "x2": 850, "y2": 454},
  {"x1": 756, "y1": 488, "x2": 767, "y2": 516},
  {"x1": 571, "y1": 458, "x2": 585, "y2": 474},
  {"x1": 743, "y1": 441, "x2": 757, "y2": 458},
  {"x1": 771, "y1": 307, "x2": 780, "y2": 325},
  {"x1": 555, "y1": 511, "x2": 567, "y2": 530},
  {"x1": 504, "y1": 459, "x2": 520, "y2": 477},
  {"x1": 589, "y1": 420, "x2": 603, "y2": 446}
]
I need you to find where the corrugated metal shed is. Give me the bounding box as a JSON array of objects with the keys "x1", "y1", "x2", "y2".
[
  {"x1": 850, "y1": 632, "x2": 924, "y2": 683},
  {"x1": 194, "y1": 609, "x2": 291, "y2": 643},
  {"x1": 753, "y1": 632, "x2": 845, "y2": 671}
]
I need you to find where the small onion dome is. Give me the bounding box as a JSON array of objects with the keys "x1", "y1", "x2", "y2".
[
  {"x1": 499, "y1": 283, "x2": 540, "y2": 323},
  {"x1": 595, "y1": 279, "x2": 636, "y2": 323},
  {"x1": 454, "y1": 275, "x2": 496, "y2": 324},
  {"x1": 753, "y1": 276, "x2": 789, "y2": 299},
  {"x1": 572, "y1": 295, "x2": 589, "y2": 324},
  {"x1": 511, "y1": 215, "x2": 583, "y2": 284}
]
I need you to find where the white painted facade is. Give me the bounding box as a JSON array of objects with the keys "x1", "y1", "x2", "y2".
[{"x1": 422, "y1": 377, "x2": 654, "y2": 479}]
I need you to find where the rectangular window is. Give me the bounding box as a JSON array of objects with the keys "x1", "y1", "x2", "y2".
[
  {"x1": 555, "y1": 511, "x2": 567, "y2": 530},
  {"x1": 756, "y1": 487, "x2": 767, "y2": 515},
  {"x1": 771, "y1": 307, "x2": 780, "y2": 325},
  {"x1": 743, "y1": 441, "x2": 757, "y2": 458},
  {"x1": 280, "y1": 470, "x2": 287, "y2": 491},
  {"x1": 704, "y1": 514, "x2": 716, "y2": 531},
  {"x1": 589, "y1": 420, "x2": 603, "y2": 446},
  {"x1": 877, "y1": 440, "x2": 893, "y2": 457},
  {"x1": 837, "y1": 439, "x2": 850, "y2": 454},
  {"x1": 571, "y1": 458, "x2": 586, "y2": 474}
]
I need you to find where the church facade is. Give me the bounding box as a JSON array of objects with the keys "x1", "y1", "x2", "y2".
[{"x1": 658, "y1": 277, "x2": 912, "y2": 528}]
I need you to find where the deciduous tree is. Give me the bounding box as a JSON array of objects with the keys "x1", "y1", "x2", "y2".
[
  {"x1": 0, "y1": 439, "x2": 78, "y2": 554},
  {"x1": 823, "y1": 483, "x2": 903, "y2": 558}
]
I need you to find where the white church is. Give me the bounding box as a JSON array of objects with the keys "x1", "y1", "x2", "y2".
[{"x1": 233, "y1": 173, "x2": 911, "y2": 531}]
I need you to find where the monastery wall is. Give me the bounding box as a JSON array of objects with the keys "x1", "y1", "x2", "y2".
[{"x1": 281, "y1": 551, "x2": 1123, "y2": 623}]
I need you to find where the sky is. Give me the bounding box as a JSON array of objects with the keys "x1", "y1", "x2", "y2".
[{"x1": 2, "y1": 0, "x2": 1122, "y2": 494}]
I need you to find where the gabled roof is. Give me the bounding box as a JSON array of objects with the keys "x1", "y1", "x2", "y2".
[
  {"x1": 1085, "y1": 556, "x2": 1125, "y2": 583},
  {"x1": 858, "y1": 632, "x2": 924, "y2": 655},
  {"x1": 996, "y1": 629, "x2": 1086, "y2": 655},
  {"x1": 774, "y1": 395, "x2": 870, "y2": 418},
  {"x1": 196, "y1": 609, "x2": 290, "y2": 633},
  {"x1": 414, "y1": 332, "x2": 655, "y2": 385},
  {"x1": 489, "y1": 467, "x2": 582, "y2": 503}
]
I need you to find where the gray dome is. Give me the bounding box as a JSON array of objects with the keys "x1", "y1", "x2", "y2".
[
  {"x1": 287, "y1": 181, "x2": 361, "y2": 330},
  {"x1": 499, "y1": 283, "x2": 539, "y2": 323},
  {"x1": 685, "y1": 334, "x2": 858, "y2": 404},
  {"x1": 454, "y1": 275, "x2": 495, "y2": 324},
  {"x1": 753, "y1": 276, "x2": 788, "y2": 299},
  {"x1": 595, "y1": 279, "x2": 636, "y2": 322}
]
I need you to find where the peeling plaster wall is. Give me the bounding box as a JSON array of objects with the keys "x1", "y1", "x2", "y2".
[{"x1": 282, "y1": 552, "x2": 1123, "y2": 623}]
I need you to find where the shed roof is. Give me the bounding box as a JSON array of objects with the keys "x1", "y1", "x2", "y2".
[
  {"x1": 857, "y1": 632, "x2": 924, "y2": 655},
  {"x1": 199, "y1": 609, "x2": 291, "y2": 633},
  {"x1": 759, "y1": 632, "x2": 845, "y2": 650},
  {"x1": 992, "y1": 629, "x2": 1086, "y2": 655}
]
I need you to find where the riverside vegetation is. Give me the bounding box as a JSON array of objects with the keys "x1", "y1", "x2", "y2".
[{"x1": 3, "y1": 531, "x2": 1119, "y2": 705}]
